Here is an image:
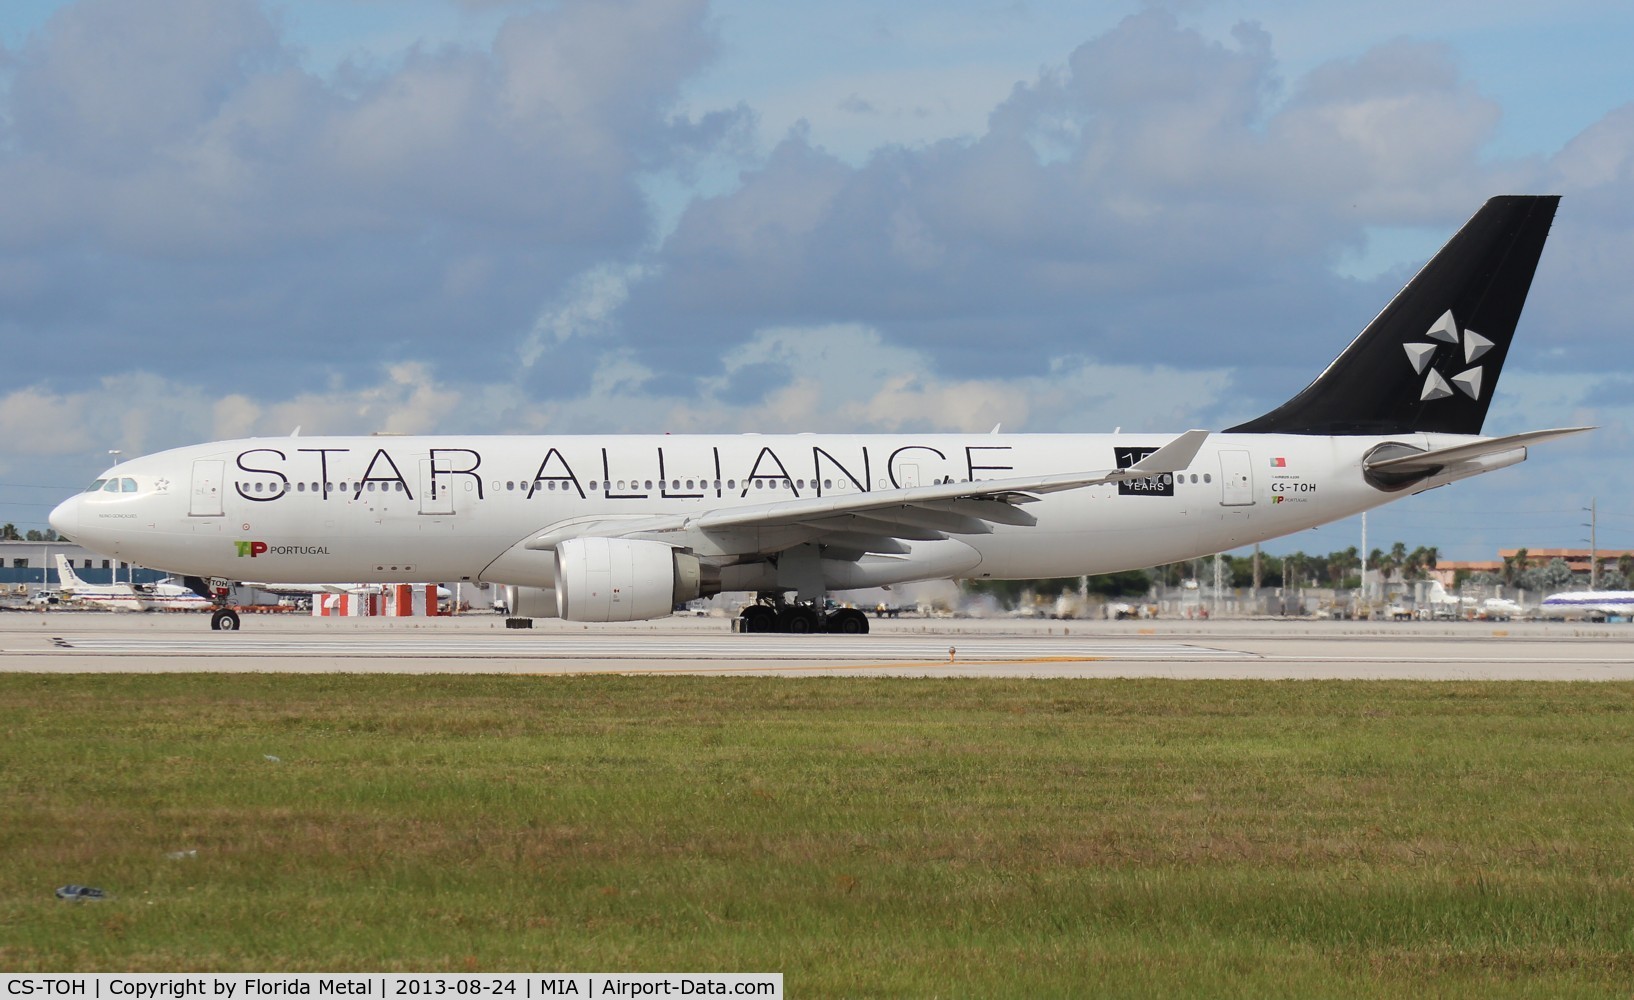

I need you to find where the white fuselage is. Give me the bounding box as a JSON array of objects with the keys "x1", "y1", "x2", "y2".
[
  {"x1": 1541, "y1": 592, "x2": 1634, "y2": 617},
  {"x1": 50, "y1": 430, "x2": 1500, "y2": 594}
]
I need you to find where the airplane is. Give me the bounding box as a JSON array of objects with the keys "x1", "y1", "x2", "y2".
[
  {"x1": 242, "y1": 580, "x2": 454, "y2": 611},
  {"x1": 1539, "y1": 590, "x2": 1634, "y2": 619},
  {"x1": 1419, "y1": 579, "x2": 1475, "y2": 618},
  {"x1": 243, "y1": 581, "x2": 386, "y2": 597},
  {"x1": 53, "y1": 554, "x2": 215, "y2": 612},
  {"x1": 48, "y1": 195, "x2": 1589, "y2": 634},
  {"x1": 1422, "y1": 579, "x2": 1528, "y2": 620},
  {"x1": 1479, "y1": 596, "x2": 1526, "y2": 620}
]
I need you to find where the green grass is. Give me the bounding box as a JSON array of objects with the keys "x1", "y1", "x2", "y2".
[{"x1": 2, "y1": 675, "x2": 1633, "y2": 996}]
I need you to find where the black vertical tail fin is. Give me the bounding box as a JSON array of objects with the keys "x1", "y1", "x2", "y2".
[{"x1": 1227, "y1": 195, "x2": 1559, "y2": 436}]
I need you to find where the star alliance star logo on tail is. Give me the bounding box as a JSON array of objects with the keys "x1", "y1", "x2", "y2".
[{"x1": 1404, "y1": 309, "x2": 1493, "y2": 402}]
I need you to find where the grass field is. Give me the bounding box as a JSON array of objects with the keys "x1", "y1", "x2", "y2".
[{"x1": 1, "y1": 674, "x2": 1632, "y2": 996}]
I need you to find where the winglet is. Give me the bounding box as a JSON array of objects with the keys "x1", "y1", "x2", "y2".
[{"x1": 1125, "y1": 429, "x2": 1209, "y2": 476}]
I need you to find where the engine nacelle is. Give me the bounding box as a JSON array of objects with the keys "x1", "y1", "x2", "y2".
[
  {"x1": 503, "y1": 585, "x2": 559, "y2": 619},
  {"x1": 554, "y1": 537, "x2": 709, "y2": 622}
]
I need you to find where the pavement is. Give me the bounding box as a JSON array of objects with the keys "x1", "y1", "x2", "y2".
[{"x1": 1, "y1": 609, "x2": 1631, "y2": 679}]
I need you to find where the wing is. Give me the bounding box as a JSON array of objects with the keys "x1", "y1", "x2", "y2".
[{"x1": 521, "y1": 430, "x2": 1208, "y2": 560}]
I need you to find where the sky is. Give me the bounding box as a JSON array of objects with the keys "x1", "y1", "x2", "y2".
[{"x1": 2, "y1": 0, "x2": 1633, "y2": 565}]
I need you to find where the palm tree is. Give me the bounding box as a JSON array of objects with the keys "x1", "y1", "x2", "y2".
[
  {"x1": 1403, "y1": 545, "x2": 1439, "y2": 581},
  {"x1": 1503, "y1": 548, "x2": 1530, "y2": 589},
  {"x1": 1327, "y1": 546, "x2": 1360, "y2": 588},
  {"x1": 1372, "y1": 546, "x2": 1397, "y2": 584},
  {"x1": 1284, "y1": 551, "x2": 1307, "y2": 588}
]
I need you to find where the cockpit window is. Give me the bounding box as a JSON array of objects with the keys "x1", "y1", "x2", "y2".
[{"x1": 89, "y1": 477, "x2": 140, "y2": 494}]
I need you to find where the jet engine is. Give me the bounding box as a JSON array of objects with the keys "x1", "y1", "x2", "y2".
[{"x1": 554, "y1": 537, "x2": 713, "y2": 622}]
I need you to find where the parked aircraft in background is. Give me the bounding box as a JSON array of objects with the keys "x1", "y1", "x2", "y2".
[
  {"x1": 242, "y1": 580, "x2": 453, "y2": 611},
  {"x1": 1539, "y1": 590, "x2": 1634, "y2": 619},
  {"x1": 1479, "y1": 596, "x2": 1526, "y2": 620},
  {"x1": 54, "y1": 555, "x2": 214, "y2": 612},
  {"x1": 1421, "y1": 579, "x2": 1476, "y2": 618},
  {"x1": 49, "y1": 197, "x2": 1588, "y2": 633},
  {"x1": 243, "y1": 581, "x2": 386, "y2": 598},
  {"x1": 1421, "y1": 580, "x2": 1525, "y2": 620}
]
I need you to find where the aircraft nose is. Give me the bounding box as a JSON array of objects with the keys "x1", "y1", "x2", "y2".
[{"x1": 48, "y1": 494, "x2": 80, "y2": 538}]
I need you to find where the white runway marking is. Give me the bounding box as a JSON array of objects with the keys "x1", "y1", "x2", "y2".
[{"x1": 47, "y1": 634, "x2": 1257, "y2": 661}]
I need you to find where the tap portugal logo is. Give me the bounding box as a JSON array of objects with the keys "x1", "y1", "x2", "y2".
[{"x1": 236, "y1": 541, "x2": 329, "y2": 557}]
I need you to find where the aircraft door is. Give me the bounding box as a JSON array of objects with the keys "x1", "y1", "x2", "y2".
[
  {"x1": 1219, "y1": 450, "x2": 1255, "y2": 506},
  {"x1": 419, "y1": 459, "x2": 455, "y2": 515},
  {"x1": 897, "y1": 463, "x2": 921, "y2": 488},
  {"x1": 189, "y1": 460, "x2": 224, "y2": 516}
]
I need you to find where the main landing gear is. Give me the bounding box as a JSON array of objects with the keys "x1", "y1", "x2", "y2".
[{"x1": 737, "y1": 595, "x2": 870, "y2": 635}]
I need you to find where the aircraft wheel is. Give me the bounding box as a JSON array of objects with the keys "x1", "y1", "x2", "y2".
[
  {"x1": 211, "y1": 609, "x2": 241, "y2": 632},
  {"x1": 740, "y1": 605, "x2": 777, "y2": 633},
  {"x1": 826, "y1": 608, "x2": 869, "y2": 635},
  {"x1": 778, "y1": 606, "x2": 822, "y2": 633}
]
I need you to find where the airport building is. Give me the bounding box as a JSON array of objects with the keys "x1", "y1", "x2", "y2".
[
  {"x1": 1435, "y1": 548, "x2": 1634, "y2": 586},
  {"x1": 0, "y1": 539, "x2": 168, "y2": 592}
]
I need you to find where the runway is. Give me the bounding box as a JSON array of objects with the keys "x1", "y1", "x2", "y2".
[{"x1": 2, "y1": 610, "x2": 1633, "y2": 678}]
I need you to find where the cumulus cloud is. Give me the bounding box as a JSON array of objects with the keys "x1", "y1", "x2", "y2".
[
  {"x1": 619, "y1": 9, "x2": 1553, "y2": 420},
  {"x1": 0, "y1": 0, "x2": 745, "y2": 394}
]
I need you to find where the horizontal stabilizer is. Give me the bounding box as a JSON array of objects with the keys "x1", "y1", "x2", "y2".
[{"x1": 1364, "y1": 426, "x2": 1594, "y2": 475}]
